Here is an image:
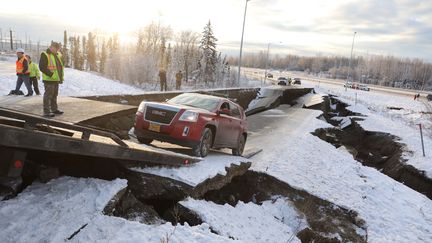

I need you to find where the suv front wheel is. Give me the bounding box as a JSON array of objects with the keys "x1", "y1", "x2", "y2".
[
  {"x1": 232, "y1": 135, "x2": 246, "y2": 156},
  {"x1": 193, "y1": 128, "x2": 213, "y2": 157},
  {"x1": 137, "y1": 137, "x2": 153, "y2": 145}
]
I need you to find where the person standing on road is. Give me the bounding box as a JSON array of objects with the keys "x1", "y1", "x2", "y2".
[
  {"x1": 175, "y1": 70, "x2": 183, "y2": 90},
  {"x1": 14, "y1": 48, "x2": 33, "y2": 96},
  {"x1": 159, "y1": 69, "x2": 167, "y2": 91},
  {"x1": 39, "y1": 42, "x2": 64, "y2": 117},
  {"x1": 26, "y1": 55, "x2": 41, "y2": 95}
]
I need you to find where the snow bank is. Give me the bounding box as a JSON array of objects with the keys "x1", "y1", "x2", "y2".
[
  {"x1": 73, "y1": 216, "x2": 232, "y2": 243},
  {"x1": 302, "y1": 79, "x2": 432, "y2": 178},
  {"x1": 181, "y1": 197, "x2": 305, "y2": 242},
  {"x1": 248, "y1": 106, "x2": 432, "y2": 242},
  {"x1": 0, "y1": 60, "x2": 144, "y2": 96},
  {"x1": 0, "y1": 176, "x2": 234, "y2": 243},
  {"x1": 304, "y1": 80, "x2": 432, "y2": 137},
  {"x1": 338, "y1": 96, "x2": 432, "y2": 178},
  {"x1": 0, "y1": 177, "x2": 127, "y2": 243}
]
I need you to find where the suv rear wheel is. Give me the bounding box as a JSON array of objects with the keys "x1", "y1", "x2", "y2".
[
  {"x1": 232, "y1": 135, "x2": 246, "y2": 156},
  {"x1": 193, "y1": 128, "x2": 213, "y2": 157}
]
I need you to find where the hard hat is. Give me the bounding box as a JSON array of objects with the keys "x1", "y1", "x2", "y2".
[{"x1": 16, "y1": 48, "x2": 25, "y2": 53}]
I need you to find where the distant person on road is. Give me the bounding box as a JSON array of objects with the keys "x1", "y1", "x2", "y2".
[
  {"x1": 39, "y1": 42, "x2": 64, "y2": 118},
  {"x1": 13, "y1": 48, "x2": 33, "y2": 96},
  {"x1": 26, "y1": 55, "x2": 41, "y2": 95},
  {"x1": 175, "y1": 70, "x2": 183, "y2": 90},
  {"x1": 159, "y1": 69, "x2": 167, "y2": 91}
]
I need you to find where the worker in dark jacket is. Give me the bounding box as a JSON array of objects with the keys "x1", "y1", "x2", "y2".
[
  {"x1": 159, "y1": 69, "x2": 167, "y2": 91},
  {"x1": 39, "y1": 42, "x2": 64, "y2": 117},
  {"x1": 14, "y1": 48, "x2": 33, "y2": 96},
  {"x1": 175, "y1": 70, "x2": 183, "y2": 90}
]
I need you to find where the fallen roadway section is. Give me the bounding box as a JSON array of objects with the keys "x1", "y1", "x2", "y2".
[{"x1": 0, "y1": 107, "x2": 200, "y2": 198}]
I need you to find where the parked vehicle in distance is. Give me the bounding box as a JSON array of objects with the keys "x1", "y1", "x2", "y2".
[
  {"x1": 134, "y1": 93, "x2": 248, "y2": 157},
  {"x1": 292, "y1": 78, "x2": 301, "y2": 85},
  {"x1": 344, "y1": 81, "x2": 353, "y2": 88},
  {"x1": 277, "y1": 77, "x2": 288, "y2": 85},
  {"x1": 344, "y1": 82, "x2": 370, "y2": 91},
  {"x1": 266, "y1": 73, "x2": 273, "y2": 78},
  {"x1": 357, "y1": 83, "x2": 370, "y2": 91}
]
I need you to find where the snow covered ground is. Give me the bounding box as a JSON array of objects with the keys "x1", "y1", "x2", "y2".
[
  {"x1": 0, "y1": 177, "x2": 232, "y2": 243},
  {"x1": 181, "y1": 197, "x2": 306, "y2": 242},
  {"x1": 0, "y1": 58, "x2": 261, "y2": 97},
  {"x1": 0, "y1": 60, "x2": 145, "y2": 96},
  {"x1": 1, "y1": 62, "x2": 432, "y2": 242},
  {"x1": 302, "y1": 80, "x2": 432, "y2": 178},
  {"x1": 303, "y1": 80, "x2": 432, "y2": 138},
  {"x1": 247, "y1": 105, "x2": 432, "y2": 242}
]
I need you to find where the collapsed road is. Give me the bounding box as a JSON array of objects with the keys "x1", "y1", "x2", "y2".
[{"x1": 2, "y1": 85, "x2": 430, "y2": 242}]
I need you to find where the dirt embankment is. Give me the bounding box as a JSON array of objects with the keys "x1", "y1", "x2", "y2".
[{"x1": 104, "y1": 170, "x2": 367, "y2": 242}]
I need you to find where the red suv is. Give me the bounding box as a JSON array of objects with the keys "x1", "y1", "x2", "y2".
[{"x1": 133, "y1": 93, "x2": 248, "y2": 157}]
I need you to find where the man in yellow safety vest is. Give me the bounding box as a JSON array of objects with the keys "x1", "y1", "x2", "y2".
[{"x1": 39, "y1": 42, "x2": 64, "y2": 118}]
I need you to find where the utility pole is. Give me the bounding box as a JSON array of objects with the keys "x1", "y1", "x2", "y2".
[
  {"x1": 264, "y1": 43, "x2": 270, "y2": 86},
  {"x1": 10, "y1": 29, "x2": 13, "y2": 50},
  {"x1": 237, "y1": 0, "x2": 250, "y2": 86},
  {"x1": 0, "y1": 28, "x2": 3, "y2": 50},
  {"x1": 345, "y1": 31, "x2": 357, "y2": 91}
]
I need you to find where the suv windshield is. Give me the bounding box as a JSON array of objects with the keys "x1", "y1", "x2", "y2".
[{"x1": 168, "y1": 93, "x2": 220, "y2": 111}]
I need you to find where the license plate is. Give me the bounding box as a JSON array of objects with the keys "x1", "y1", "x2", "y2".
[{"x1": 148, "y1": 123, "x2": 160, "y2": 132}]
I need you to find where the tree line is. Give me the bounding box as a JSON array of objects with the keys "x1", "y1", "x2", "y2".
[
  {"x1": 229, "y1": 52, "x2": 432, "y2": 90},
  {"x1": 62, "y1": 21, "x2": 233, "y2": 90}
]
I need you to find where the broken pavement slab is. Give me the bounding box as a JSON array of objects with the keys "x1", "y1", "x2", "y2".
[{"x1": 128, "y1": 153, "x2": 251, "y2": 201}]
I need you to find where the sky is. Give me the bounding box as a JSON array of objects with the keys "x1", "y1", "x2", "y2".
[{"x1": 0, "y1": 0, "x2": 431, "y2": 61}]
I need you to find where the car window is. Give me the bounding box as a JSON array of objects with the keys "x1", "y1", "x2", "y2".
[
  {"x1": 220, "y1": 102, "x2": 230, "y2": 110},
  {"x1": 229, "y1": 103, "x2": 241, "y2": 119},
  {"x1": 168, "y1": 93, "x2": 220, "y2": 111}
]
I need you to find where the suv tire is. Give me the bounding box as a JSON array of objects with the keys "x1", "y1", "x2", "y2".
[
  {"x1": 232, "y1": 135, "x2": 246, "y2": 156},
  {"x1": 137, "y1": 137, "x2": 153, "y2": 145},
  {"x1": 193, "y1": 128, "x2": 213, "y2": 157}
]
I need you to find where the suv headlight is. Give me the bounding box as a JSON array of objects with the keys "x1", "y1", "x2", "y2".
[
  {"x1": 179, "y1": 110, "x2": 199, "y2": 122},
  {"x1": 138, "y1": 102, "x2": 147, "y2": 113}
]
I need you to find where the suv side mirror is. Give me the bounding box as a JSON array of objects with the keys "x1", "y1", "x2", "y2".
[{"x1": 219, "y1": 108, "x2": 231, "y2": 115}]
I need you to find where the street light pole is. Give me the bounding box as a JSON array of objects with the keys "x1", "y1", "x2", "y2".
[
  {"x1": 237, "y1": 0, "x2": 250, "y2": 86},
  {"x1": 345, "y1": 31, "x2": 357, "y2": 91},
  {"x1": 264, "y1": 43, "x2": 271, "y2": 86}
]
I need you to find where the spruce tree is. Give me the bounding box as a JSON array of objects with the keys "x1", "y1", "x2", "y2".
[
  {"x1": 112, "y1": 33, "x2": 119, "y2": 53},
  {"x1": 107, "y1": 37, "x2": 113, "y2": 57},
  {"x1": 137, "y1": 29, "x2": 145, "y2": 54},
  {"x1": 100, "y1": 39, "x2": 107, "y2": 74},
  {"x1": 199, "y1": 20, "x2": 218, "y2": 83},
  {"x1": 87, "y1": 32, "x2": 97, "y2": 71},
  {"x1": 81, "y1": 36, "x2": 87, "y2": 70},
  {"x1": 63, "y1": 30, "x2": 69, "y2": 67},
  {"x1": 73, "y1": 36, "x2": 81, "y2": 70}
]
